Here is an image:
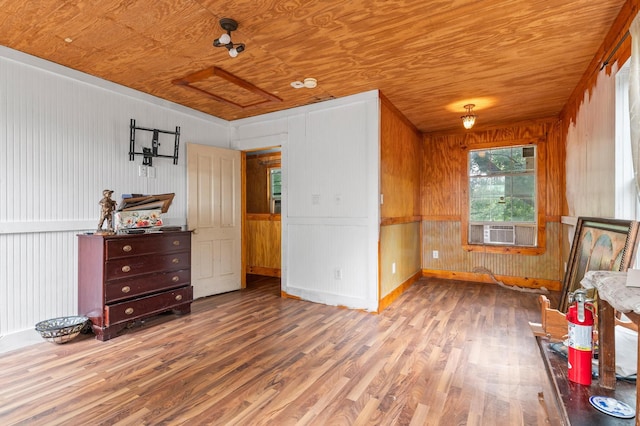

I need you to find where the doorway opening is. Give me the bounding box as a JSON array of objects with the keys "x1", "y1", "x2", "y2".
[{"x1": 243, "y1": 147, "x2": 282, "y2": 290}]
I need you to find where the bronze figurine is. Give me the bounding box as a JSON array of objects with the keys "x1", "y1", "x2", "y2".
[{"x1": 97, "y1": 189, "x2": 117, "y2": 233}]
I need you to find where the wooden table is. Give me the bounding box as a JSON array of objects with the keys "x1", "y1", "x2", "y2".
[
  {"x1": 537, "y1": 337, "x2": 636, "y2": 425},
  {"x1": 581, "y1": 271, "x2": 640, "y2": 425}
]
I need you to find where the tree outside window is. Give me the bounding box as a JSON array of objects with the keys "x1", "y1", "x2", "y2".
[{"x1": 469, "y1": 146, "x2": 536, "y2": 224}]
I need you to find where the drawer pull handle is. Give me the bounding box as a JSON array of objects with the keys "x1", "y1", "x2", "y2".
[
  {"x1": 125, "y1": 307, "x2": 134, "y2": 315},
  {"x1": 175, "y1": 295, "x2": 183, "y2": 301},
  {"x1": 172, "y1": 258, "x2": 179, "y2": 264},
  {"x1": 122, "y1": 245, "x2": 132, "y2": 252},
  {"x1": 173, "y1": 240, "x2": 180, "y2": 246},
  {"x1": 122, "y1": 265, "x2": 131, "y2": 273},
  {"x1": 172, "y1": 276, "x2": 179, "y2": 282},
  {"x1": 121, "y1": 286, "x2": 131, "y2": 293}
]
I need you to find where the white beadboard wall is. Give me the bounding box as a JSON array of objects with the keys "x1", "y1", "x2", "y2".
[
  {"x1": 565, "y1": 63, "x2": 618, "y2": 218},
  {"x1": 231, "y1": 91, "x2": 380, "y2": 311},
  {"x1": 0, "y1": 47, "x2": 229, "y2": 338}
]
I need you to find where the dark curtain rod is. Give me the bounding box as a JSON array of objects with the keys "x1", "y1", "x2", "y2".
[{"x1": 600, "y1": 30, "x2": 630, "y2": 70}]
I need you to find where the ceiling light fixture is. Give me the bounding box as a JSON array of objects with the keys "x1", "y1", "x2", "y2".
[
  {"x1": 213, "y1": 18, "x2": 245, "y2": 58},
  {"x1": 461, "y1": 104, "x2": 477, "y2": 129}
]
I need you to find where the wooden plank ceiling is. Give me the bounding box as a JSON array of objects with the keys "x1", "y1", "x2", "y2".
[{"x1": 0, "y1": 0, "x2": 627, "y2": 133}]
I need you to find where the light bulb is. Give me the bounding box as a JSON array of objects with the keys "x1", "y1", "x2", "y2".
[
  {"x1": 229, "y1": 48, "x2": 238, "y2": 58},
  {"x1": 462, "y1": 115, "x2": 476, "y2": 129},
  {"x1": 461, "y1": 104, "x2": 476, "y2": 129},
  {"x1": 219, "y1": 33, "x2": 231, "y2": 45}
]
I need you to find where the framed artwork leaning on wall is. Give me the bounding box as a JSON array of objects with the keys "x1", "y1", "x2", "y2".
[{"x1": 558, "y1": 217, "x2": 640, "y2": 312}]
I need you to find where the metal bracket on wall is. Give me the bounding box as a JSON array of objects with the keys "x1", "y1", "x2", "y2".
[{"x1": 129, "y1": 119, "x2": 180, "y2": 166}]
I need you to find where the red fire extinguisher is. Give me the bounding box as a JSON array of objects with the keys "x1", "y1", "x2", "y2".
[{"x1": 566, "y1": 289, "x2": 594, "y2": 385}]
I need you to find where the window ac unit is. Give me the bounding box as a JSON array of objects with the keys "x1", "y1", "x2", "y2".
[{"x1": 484, "y1": 224, "x2": 515, "y2": 245}]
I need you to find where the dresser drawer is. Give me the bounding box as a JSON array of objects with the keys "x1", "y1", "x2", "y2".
[
  {"x1": 105, "y1": 269, "x2": 190, "y2": 303},
  {"x1": 105, "y1": 252, "x2": 190, "y2": 280},
  {"x1": 105, "y1": 286, "x2": 193, "y2": 326},
  {"x1": 105, "y1": 233, "x2": 190, "y2": 259}
]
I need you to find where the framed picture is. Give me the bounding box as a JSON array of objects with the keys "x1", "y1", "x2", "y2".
[{"x1": 558, "y1": 217, "x2": 640, "y2": 312}]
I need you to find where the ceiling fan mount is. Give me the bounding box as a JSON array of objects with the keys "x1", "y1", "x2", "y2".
[{"x1": 219, "y1": 18, "x2": 238, "y2": 33}]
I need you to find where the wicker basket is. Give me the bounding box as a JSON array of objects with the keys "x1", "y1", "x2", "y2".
[{"x1": 35, "y1": 316, "x2": 90, "y2": 344}]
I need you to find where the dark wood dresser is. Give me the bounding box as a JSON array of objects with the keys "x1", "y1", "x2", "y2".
[{"x1": 78, "y1": 231, "x2": 193, "y2": 341}]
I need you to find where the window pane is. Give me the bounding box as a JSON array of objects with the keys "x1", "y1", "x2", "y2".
[
  {"x1": 510, "y1": 197, "x2": 535, "y2": 221},
  {"x1": 468, "y1": 145, "x2": 536, "y2": 225},
  {"x1": 487, "y1": 148, "x2": 514, "y2": 174},
  {"x1": 512, "y1": 175, "x2": 534, "y2": 196},
  {"x1": 270, "y1": 168, "x2": 281, "y2": 199},
  {"x1": 470, "y1": 146, "x2": 534, "y2": 176},
  {"x1": 470, "y1": 176, "x2": 506, "y2": 198},
  {"x1": 470, "y1": 199, "x2": 492, "y2": 221}
]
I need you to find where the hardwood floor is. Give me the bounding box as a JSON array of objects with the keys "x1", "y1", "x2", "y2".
[{"x1": 0, "y1": 277, "x2": 559, "y2": 425}]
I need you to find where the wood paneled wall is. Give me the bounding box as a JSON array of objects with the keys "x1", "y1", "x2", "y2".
[
  {"x1": 422, "y1": 119, "x2": 565, "y2": 287},
  {"x1": 379, "y1": 94, "x2": 423, "y2": 308},
  {"x1": 546, "y1": 121, "x2": 566, "y2": 218},
  {"x1": 246, "y1": 157, "x2": 269, "y2": 214},
  {"x1": 421, "y1": 133, "x2": 462, "y2": 218},
  {"x1": 380, "y1": 95, "x2": 422, "y2": 221},
  {"x1": 424, "y1": 119, "x2": 563, "y2": 218},
  {"x1": 246, "y1": 214, "x2": 281, "y2": 277},
  {"x1": 246, "y1": 153, "x2": 281, "y2": 214},
  {"x1": 380, "y1": 222, "x2": 421, "y2": 297},
  {"x1": 422, "y1": 221, "x2": 561, "y2": 290}
]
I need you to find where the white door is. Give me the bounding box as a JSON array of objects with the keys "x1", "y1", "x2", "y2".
[{"x1": 187, "y1": 143, "x2": 241, "y2": 298}]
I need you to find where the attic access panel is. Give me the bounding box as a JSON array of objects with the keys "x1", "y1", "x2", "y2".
[{"x1": 171, "y1": 66, "x2": 282, "y2": 109}]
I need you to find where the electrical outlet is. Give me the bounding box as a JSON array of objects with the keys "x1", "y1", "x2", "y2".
[
  {"x1": 138, "y1": 165, "x2": 147, "y2": 177},
  {"x1": 432, "y1": 250, "x2": 439, "y2": 259},
  {"x1": 334, "y1": 268, "x2": 342, "y2": 280}
]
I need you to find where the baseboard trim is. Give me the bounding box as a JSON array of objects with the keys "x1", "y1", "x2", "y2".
[
  {"x1": 0, "y1": 328, "x2": 44, "y2": 354},
  {"x1": 281, "y1": 290, "x2": 302, "y2": 300},
  {"x1": 248, "y1": 266, "x2": 281, "y2": 277},
  {"x1": 378, "y1": 271, "x2": 422, "y2": 313}
]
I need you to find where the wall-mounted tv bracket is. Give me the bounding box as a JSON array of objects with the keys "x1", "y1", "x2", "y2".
[{"x1": 129, "y1": 119, "x2": 180, "y2": 166}]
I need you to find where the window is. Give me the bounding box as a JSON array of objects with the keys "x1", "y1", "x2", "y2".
[
  {"x1": 615, "y1": 61, "x2": 640, "y2": 221},
  {"x1": 468, "y1": 145, "x2": 537, "y2": 246},
  {"x1": 268, "y1": 167, "x2": 281, "y2": 214},
  {"x1": 615, "y1": 61, "x2": 640, "y2": 267},
  {"x1": 269, "y1": 167, "x2": 281, "y2": 200}
]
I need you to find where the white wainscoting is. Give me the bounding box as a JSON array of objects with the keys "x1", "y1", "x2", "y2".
[
  {"x1": 0, "y1": 47, "x2": 229, "y2": 339},
  {"x1": 0, "y1": 230, "x2": 79, "y2": 334},
  {"x1": 232, "y1": 91, "x2": 380, "y2": 311}
]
